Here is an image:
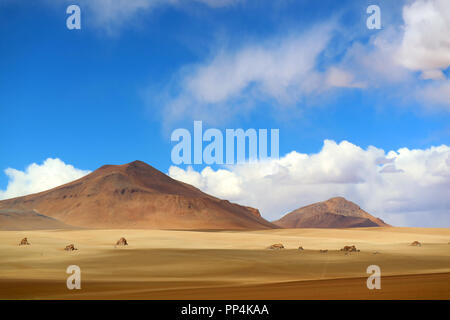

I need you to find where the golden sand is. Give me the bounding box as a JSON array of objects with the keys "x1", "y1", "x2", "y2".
[{"x1": 0, "y1": 227, "x2": 449, "y2": 299}]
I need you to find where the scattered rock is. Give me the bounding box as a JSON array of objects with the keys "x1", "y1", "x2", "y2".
[
  {"x1": 268, "y1": 243, "x2": 284, "y2": 250},
  {"x1": 116, "y1": 237, "x2": 128, "y2": 246},
  {"x1": 298, "y1": 246, "x2": 304, "y2": 250},
  {"x1": 373, "y1": 251, "x2": 380, "y2": 255},
  {"x1": 340, "y1": 245, "x2": 360, "y2": 252},
  {"x1": 19, "y1": 237, "x2": 30, "y2": 246},
  {"x1": 319, "y1": 249, "x2": 328, "y2": 253},
  {"x1": 410, "y1": 241, "x2": 422, "y2": 247},
  {"x1": 64, "y1": 244, "x2": 77, "y2": 251}
]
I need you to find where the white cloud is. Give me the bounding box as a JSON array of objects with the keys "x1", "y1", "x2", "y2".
[
  {"x1": 397, "y1": 0, "x2": 450, "y2": 76},
  {"x1": 78, "y1": 0, "x2": 158, "y2": 32},
  {"x1": 0, "y1": 158, "x2": 91, "y2": 200},
  {"x1": 184, "y1": 25, "x2": 333, "y2": 105},
  {"x1": 159, "y1": 0, "x2": 450, "y2": 124},
  {"x1": 338, "y1": 28, "x2": 413, "y2": 86},
  {"x1": 342, "y1": 0, "x2": 450, "y2": 84},
  {"x1": 419, "y1": 79, "x2": 450, "y2": 110},
  {"x1": 169, "y1": 140, "x2": 450, "y2": 227},
  {"x1": 347, "y1": 0, "x2": 450, "y2": 83},
  {"x1": 170, "y1": 165, "x2": 243, "y2": 198},
  {"x1": 320, "y1": 0, "x2": 450, "y2": 109},
  {"x1": 59, "y1": 0, "x2": 450, "y2": 114},
  {"x1": 160, "y1": 23, "x2": 370, "y2": 124},
  {"x1": 420, "y1": 69, "x2": 446, "y2": 81},
  {"x1": 325, "y1": 67, "x2": 366, "y2": 89}
]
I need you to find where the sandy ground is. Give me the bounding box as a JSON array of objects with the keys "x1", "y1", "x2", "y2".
[{"x1": 0, "y1": 227, "x2": 449, "y2": 299}]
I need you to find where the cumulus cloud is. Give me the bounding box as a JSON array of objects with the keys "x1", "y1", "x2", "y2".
[
  {"x1": 169, "y1": 140, "x2": 450, "y2": 227},
  {"x1": 0, "y1": 158, "x2": 91, "y2": 200},
  {"x1": 341, "y1": 0, "x2": 450, "y2": 85},
  {"x1": 397, "y1": 0, "x2": 450, "y2": 77},
  {"x1": 316, "y1": 0, "x2": 450, "y2": 109}
]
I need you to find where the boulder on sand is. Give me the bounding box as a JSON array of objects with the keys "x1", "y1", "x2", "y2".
[
  {"x1": 340, "y1": 245, "x2": 360, "y2": 252},
  {"x1": 298, "y1": 246, "x2": 304, "y2": 250},
  {"x1": 64, "y1": 244, "x2": 77, "y2": 251},
  {"x1": 116, "y1": 237, "x2": 128, "y2": 246},
  {"x1": 319, "y1": 249, "x2": 328, "y2": 253},
  {"x1": 19, "y1": 237, "x2": 30, "y2": 246},
  {"x1": 410, "y1": 241, "x2": 421, "y2": 246},
  {"x1": 268, "y1": 243, "x2": 284, "y2": 250}
]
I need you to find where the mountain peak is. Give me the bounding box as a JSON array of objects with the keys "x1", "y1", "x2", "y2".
[
  {"x1": 0, "y1": 161, "x2": 276, "y2": 230},
  {"x1": 274, "y1": 197, "x2": 389, "y2": 228},
  {"x1": 327, "y1": 196, "x2": 347, "y2": 201},
  {"x1": 324, "y1": 197, "x2": 361, "y2": 210},
  {"x1": 97, "y1": 160, "x2": 151, "y2": 171},
  {"x1": 126, "y1": 160, "x2": 151, "y2": 168}
]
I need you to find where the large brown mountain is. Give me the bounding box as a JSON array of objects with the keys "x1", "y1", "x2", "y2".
[
  {"x1": 0, "y1": 161, "x2": 276, "y2": 230},
  {"x1": 273, "y1": 197, "x2": 389, "y2": 228}
]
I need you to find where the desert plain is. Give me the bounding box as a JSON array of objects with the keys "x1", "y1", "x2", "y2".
[{"x1": 0, "y1": 227, "x2": 449, "y2": 299}]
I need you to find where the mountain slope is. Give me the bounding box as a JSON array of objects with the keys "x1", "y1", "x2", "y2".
[
  {"x1": 273, "y1": 197, "x2": 389, "y2": 228},
  {"x1": 0, "y1": 161, "x2": 276, "y2": 230},
  {"x1": 0, "y1": 209, "x2": 75, "y2": 231}
]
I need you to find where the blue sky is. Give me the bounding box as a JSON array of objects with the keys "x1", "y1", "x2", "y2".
[{"x1": 1, "y1": 0, "x2": 449, "y2": 226}]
